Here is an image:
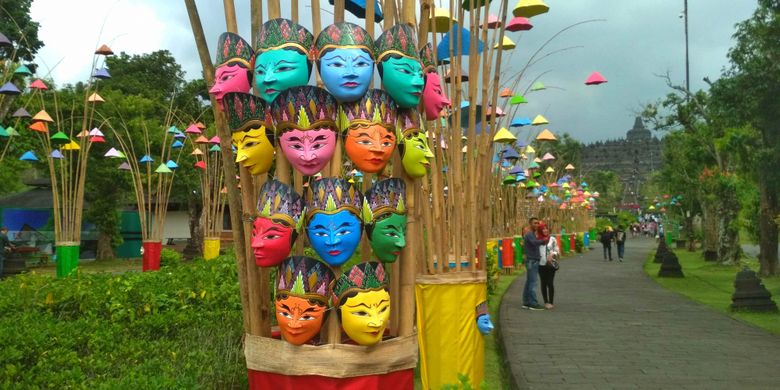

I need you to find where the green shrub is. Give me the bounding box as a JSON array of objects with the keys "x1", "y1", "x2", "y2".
[
  {"x1": 574, "y1": 233, "x2": 584, "y2": 253},
  {"x1": 485, "y1": 247, "x2": 500, "y2": 297},
  {"x1": 160, "y1": 248, "x2": 183, "y2": 268},
  {"x1": 0, "y1": 254, "x2": 246, "y2": 388}
]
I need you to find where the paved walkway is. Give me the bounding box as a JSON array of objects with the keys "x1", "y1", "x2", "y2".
[{"x1": 500, "y1": 237, "x2": 780, "y2": 389}]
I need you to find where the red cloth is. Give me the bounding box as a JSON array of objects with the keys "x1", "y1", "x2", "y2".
[{"x1": 248, "y1": 369, "x2": 414, "y2": 390}]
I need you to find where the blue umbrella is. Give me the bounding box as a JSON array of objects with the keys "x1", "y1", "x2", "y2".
[
  {"x1": 171, "y1": 140, "x2": 184, "y2": 148},
  {"x1": 93, "y1": 68, "x2": 111, "y2": 79},
  {"x1": 437, "y1": 23, "x2": 484, "y2": 62},
  {"x1": 0, "y1": 82, "x2": 21, "y2": 95},
  {"x1": 510, "y1": 117, "x2": 532, "y2": 127},
  {"x1": 20, "y1": 150, "x2": 38, "y2": 161},
  {"x1": 502, "y1": 147, "x2": 520, "y2": 160},
  {"x1": 166, "y1": 160, "x2": 179, "y2": 170},
  {"x1": 140, "y1": 155, "x2": 154, "y2": 164},
  {"x1": 329, "y1": 0, "x2": 383, "y2": 22}
]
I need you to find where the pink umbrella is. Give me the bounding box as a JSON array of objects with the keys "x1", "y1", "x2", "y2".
[
  {"x1": 506, "y1": 17, "x2": 533, "y2": 32},
  {"x1": 585, "y1": 71, "x2": 607, "y2": 85}
]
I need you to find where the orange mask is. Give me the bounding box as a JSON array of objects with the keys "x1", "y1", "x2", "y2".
[
  {"x1": 275, "y1": 295, "x2": 328, "y2": 345},
  {"x1": 344, "y1": 124, "x2": 396, "y2": 173}
]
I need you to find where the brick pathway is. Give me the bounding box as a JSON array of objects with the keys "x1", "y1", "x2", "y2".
[{"x1": 500, "y1": 237, "x2": 780, "y2": 389}]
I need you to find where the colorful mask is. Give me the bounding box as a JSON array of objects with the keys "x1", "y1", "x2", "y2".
[
  {"x1": 254, "y1": 18, "x2": 314, "y2": 103},
  {"x1": 375, "y1": 25, "x2": 424, "y2": 108},
  {"x1": 222, "y1": 92, "x2": 275, "y2": 175},
  {"x1": 397, "y1": 109, "x2": 434, "y2": 178},
  {"x1": 363, "y1": 179, "x2": 407, "y2": 263},
  {"x1": 315, "y1": 22, "x2": 376, "y2": 102},
  {"x1": 251, "y1": 180, "x2": 305, "y2": 267},
  {"x1": 476, "y1": 301, "x2": 494, "y2": 335},
  {"x1": 306, "y1": 178, "x2": 364, "y2": 266},
  {"x1": 333, "y1": 262, "x2": 390, "y2": 346},
  {"x1": 337, "y1": 89, "x2": 397, "y2": 173},
  {"x1": 209, "y1": 32, "x2": 254, "y2": 106},
  {"x1": 420, "y1": 43, "x2": 451, "y2": 120},
  {"x1": 275, "y1": 256, "x2": 335, "y2": 345},
  {"x1": 269, "y1": 86, "x2": 338, "y2": 175}
]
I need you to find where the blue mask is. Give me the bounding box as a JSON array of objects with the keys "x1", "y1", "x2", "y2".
[
  {"x1": 254, "y1": 49, "x2": 311, "y2": 103},
  {"x1": 307, "y1": 210, "x2": 362, "y2": 266},
  {"x1": 477, "y1": 314, "x2": 494, "y2": 335},
  {"x1": 319, "y1": 48, "x2": 374, "y2": 102}
]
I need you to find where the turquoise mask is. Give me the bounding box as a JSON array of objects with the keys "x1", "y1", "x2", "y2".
[
  {"x1": 379, "y1": 57, "x2": 424, "y2": 108},
  {"x1": 254, "y1": 49, "x2": 311, "y2": 103}
]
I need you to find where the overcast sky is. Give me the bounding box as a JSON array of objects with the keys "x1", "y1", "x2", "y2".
[{"x1": 30, "y1": 0, "x2": 756, "y2": 144}]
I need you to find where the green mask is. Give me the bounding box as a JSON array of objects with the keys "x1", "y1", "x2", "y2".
[
  {"x1": 379, "y1": 57, "x2": 424, "y2": 108},
  {"x1": 369, "y1": 213, "x2": 407, "y2": 263},
  {"x1": 401, "y1": 132, "x2": 434, "y2": 178},
  {"x1": 254, "y1": 49, "x2": 311, "y2": 103}
]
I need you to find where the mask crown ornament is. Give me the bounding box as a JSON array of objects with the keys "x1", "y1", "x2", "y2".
[
  {"x1": 397, "y1": 108, "x2": 423, "y2": 138},
  {"x1": 222, "y1": 92, "x2": 273, "y2": 136},
  {"x1": 375, "y1": 24, "x2": 419, "y2": 63},
  {"x1": 363, "y1": 178, "x2": 406, "y2": 223},
  {"x1": 375, "y1": 25, "x2": 424, "y2": 108},
  {"x1": 314, "y1": 22, "x2": 377, "y2": 103},
  {"x1": 306, "y1": 178, "x2": 364, "y2": 219},
  {"x1": 333, "y1": 261, "x2": 389, "y2": 306},
  {"x1": 215, "y1": 32, "x2": 254, "y2": 69},
  {"x1": 419, "y1": 42, "x2": 436, "y2": 73},
  {"x1": 277, "y1": 256, "x2": 335, "y2": 303},
  {"x1": 255, "y1": 18, "x2": 315, "y2": 58},
  {"x1": 257, "y1": 179, "x2": 306, "y2": 233},
  {"x1": 336, "y1": 88, "x2": 397, "y2": 133},
  {"x1": 270, "y1": 86, "x2": 338, "y2": 134},
  {"x1": 315, "y1": 22, "x2": 376, "y2": 60}
]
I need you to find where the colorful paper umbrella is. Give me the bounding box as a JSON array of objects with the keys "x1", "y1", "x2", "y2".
[
  {"x1": 536, "y1": 129, "x2": 557, "y2": 141},
  {"x1": 494, "y1": 36, "x2": 516, "y2": 50},
  {"x1": 89, "y1": 136, "x2": 105, "y2": 143},
  {"x1": 0, "y1": 32, "x2": 11, "y2": 46},
  {"x1": 509, "y1": 95, "x2": 528, "y2": 104},
  {"x1": 194, "y1": 160, "x2": 207, "y2": 170},
  {"x1": 542, "y1": 152, "x2": 555, "y2": 161},
  {"x1": 173, "y1": 131, "x2": 185, "y2": 139},
  {"x1": 209, "y1": 145, "x2": 221, "y2": 153},
  {"x1": 93, "y1": 68, "x2": 111, "y2": 79},
  {"x1": 0, "y1": 126, "x2": 7, "y2": 138},
  {"x1": 104, "y1": 148, "x2": 123, "y2": 158},
  {"x1": 166, "y1": 160, "x2": 179, "y2": 169},
  {"x1": 585, "y1": 71, "x2": 607, "y2": 85},
  {"x1": 89, "y1": 127, "x2": 104, "y2": 137},
  {"x1": 195, "y1": 135, "x2": 209, "y2": 144},
  {"x1": 88, "y1": 93, "x2": 105, "y2": 103},
  {"x1": 430, "y1": 8, "x2": 457, "y2": 33},
  {"x1": 50, "y1": 149, "x2": 65, "y2": 159},
  {"x1": 167, "y1": 125, "x2": 179, "y2": 133},
  {"x1": 33, "y1": 110, "x2": 53, "y2": 122},
  {"x1": 502, "y1": 147, "x2": 520, "y2": 160},
  {"x1": 437, "y1": 24, "x2": 484, "y2": 62},
  {"x1": 155, "y1": 163, "x2": 172, "y2": 174},
  {"x1": 76, "y1": 130, "x2": 90, "y2": 138},
  {"x1": 444, "y1": 68, "x2": 469, "y2": 83},
  {"x1": 328, "y1": 0, "x2": 384, "y2": 21},
  {"x1": 506, "y1": 16, "x2": 533, "y2": 31},
  {"x1": 528, "y1": 161, "x2": 540, "y2": 169},
  {"x1": 171, "y1": 140, "x2": 184, "y2": 149},
  {"x1": 195, "y1": 122, "x2": 206, "y2": 129},
  {"x1": 12, "y1": 108, "x2": 30, "y2": 118},
  {"x1": 503, "y1": 175, "x2": 516, "y2": 185},
  {"x1": 185, "y1": 123, "x2": 201, "y2": 134},
  {"x1": 95, "y1": 44, "x2": 114, "y2": 55},
  {"x1": 462, "y1": 0, "x2": 492, "y2": 10},
  {"x1": 499, "y1": 88, "x2": 512, "y2": 97},
  {"x1": 50, "y1": 131, "x2": 70, "y2": 145},
  {"x1": 565, "y1": 163, "x2": 575, "y2": 170},
  {"x1": 545, "y1": 166, "x2": 554, "y2": 173},
  {"x1": 29, "y1": 79, "x2": 48, "y2": 90},
  {"x1": 509, "y1": 166, "x2": 524, "y2": 175},
  {"x1": 0, "y1": 82, "x2": 21, "y2": 95},
  {"x1": 118, "y1": 162, "x2": 132, "y2": 170},
  {"x1": 531, "y1": 114, "x2": 548, "y2": 125},
  {"x1": 139, "y1": 155, "x2": 154, "y2": 164},
  {"x1": 485, "y1": 106, "x2": 505, "y2": 117},
  {"x1": 510, "y1": 117, "x2": 531, "y2": 127},
  {"x1": 62, "y1": 141, "x2": 80, "y2": 151},
  {"x1": 493, "y1": 127, "x2": 516, "y2": 143},
  {"x1": 483, "y1": 14, "x2": 502, "y2": 29},
  {"x1": 191, "y1": 149, "x2": 204, "y2": 156},
  {"x1": 19, "y1": 151, "x2": 38, "y2": 161},
  {"x1": 530, "y1": 81, "x2": 545, "y2": 91},
  {"x1": 209, "y1": 136, "x2": 220, "y2": 144},
  {"x1": 533, "y1": 157, "x2": 542, "y2": 163},
  {"x1": 29, "y1": 121, "x2": 48, "y2": 132},
  {"x1": 14, "y1": 64, "x2": 32, "y2": 75},
  {"x1": 513, "y1": 0, "x2": 550, "y2": 18},
  {"x1": 524, "y1": 145, "x2": 536, "y2": 154}
]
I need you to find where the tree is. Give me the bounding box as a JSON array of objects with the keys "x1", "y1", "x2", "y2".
[
  {"x1": 709, "y1": 0, "x2": 780, "y2": 275},
  {"x1": 0, "y1": 0, "x2": 43, "y2": 62},
  {"x1": 584, "y1": 170, "x2": 622, "y2": 212}
]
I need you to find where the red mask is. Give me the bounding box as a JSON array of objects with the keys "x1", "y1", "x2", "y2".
[{"x1": 251, "y1": 217, "x2": 295, "y2": 267}]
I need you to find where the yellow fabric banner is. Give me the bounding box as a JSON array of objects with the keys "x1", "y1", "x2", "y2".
[
  {"x1": 203, "y1": 238, "x2": 220, "y2": 260},
  {"x1": 416, "y1": 281, "x2": 486, "y2": 390}
]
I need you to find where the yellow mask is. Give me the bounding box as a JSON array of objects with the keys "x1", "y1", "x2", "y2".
[
  {"x1": 232, "y1": 126, "x2": 274, "y2": 175},
  {"x1": 340, "y1": 289, "x2": 391, "y2": 346}
]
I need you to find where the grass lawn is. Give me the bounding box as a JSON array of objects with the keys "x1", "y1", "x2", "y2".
[
  {"x1": 644, "y1": 249, "x2": 780, "y2": 334},
  {"x1": 484, "y1": 271, "x2": 519, "y2": 389},
  {"x1": 28, "y1": 258, "x2": 143, "y2": 276}
]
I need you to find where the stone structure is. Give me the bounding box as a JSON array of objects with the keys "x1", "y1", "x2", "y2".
[
  {"x1": 731, "y1": 267, "x2": 778, "y2": 312},
  {"x1": 657, "y1": 241, "x2": 684, "y2": 278},
  {"x1": 581, "y1": 117, "x2": 663, "y2": 207}
]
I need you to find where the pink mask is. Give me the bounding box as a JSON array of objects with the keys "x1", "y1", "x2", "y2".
[
  {"x1": 422, "y1": 72, "x2": 451, "y2": 120},
  {"x1": 279, "y1": 128, "x2": 337, "y2": 176},
  {"x1": 209, "y1": 64, "x2": 251, "y2": 106}
]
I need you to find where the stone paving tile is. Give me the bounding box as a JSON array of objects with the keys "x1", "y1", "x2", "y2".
[{"x1": 499, "y1": 237, "x2": 780, "y2": 389}]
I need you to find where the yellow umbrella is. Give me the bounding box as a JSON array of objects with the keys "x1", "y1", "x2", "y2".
[
  {"x1": 494, "y1": 36, "x2": 516, "y2": 50},
  {"x1": 545, "y1": 166, "x2": 554, "y2": 173},
  {"x1": 524, "y1": 145, "x2": 536, "y2": 154},
  {"x1": 531, "y1": 114, "x2": 548, "y2": 125},
  {"x1": 492, "y1": 127, "x2": 517, "y2": 143},
  {"x1": 513, "y1": 0, "x2": 550, "y2": 18},
  {"x1": 61, "y1": 140, "x2": 81, "y2": 151},
  {"x1": 430, "y1": 8, "x2": 456, "y2": 33},
  {"x1": 564, "y1": 163, "x2": 575, "y2": 170}
]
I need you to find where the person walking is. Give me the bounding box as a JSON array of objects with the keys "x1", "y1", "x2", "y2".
[
  {"x1": 538, "y1": 223, "x2": 559, "y2": 309},
  {"x1": 615, "y1": 225, "x2": 627, "y2": 262},
  {"x1": 0, "y1": 227, "x2": 13, "y2": 279},
  {"x1": 522, "y1": 217, "x2": 549, "y2": 311},
  {"x1": 600, "y1": 226, "x2": 615, "y2": 261}
]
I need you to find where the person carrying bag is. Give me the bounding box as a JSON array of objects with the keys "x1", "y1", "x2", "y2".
[{"x1": 537, "y1": 222, "x2": 559, "y2": 309}]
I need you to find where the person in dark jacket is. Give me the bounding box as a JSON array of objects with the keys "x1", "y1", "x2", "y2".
[
  {"x1": 615, "y1": 225, "x2": 627, "y2": 262},
  {"x1": 0, "y1": 227, "x2": 13, "y2": 279},
  {"x1": 522, "y1": 217, "x2": 549, "y2": 310},
  {"x1": 600, "y1": 226, "x2": 615, "y2": 261}
]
